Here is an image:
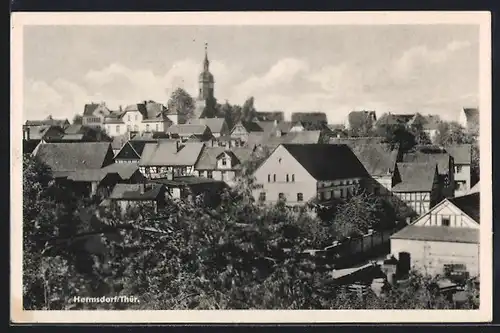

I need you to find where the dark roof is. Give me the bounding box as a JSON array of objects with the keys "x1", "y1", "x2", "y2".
[
  {"x1": 139, "y1": 141, "x2": 204, "y2": 166},
  {"x1": 467, "y1": 181, "x2": 480, "y2": 194},
  {"x1": 187, "y1": 118, "x2": 227, "y2": 134},
  {"x1": 33, "y1": 142, "x2": 113, "y2": 171},
  {"x1": 25, "y1": 117, "x2": 70, "y2": 127},
  {"x1": 390, "y1": 225, "x2": 479, "y2": 244},
  {"x1": 83, "y1": 103, "x2": 100, "y2": 116},
  {"x1": 463, "y1": 107, "x2": 479, "y2": 120},
  {"x1": 376, "y1": 113, "x2": 415, "y2": 126},
  {"x1": 109, "y1": 183, "x2": 164, "y2": 200},
  {"x1": 282, "y1": 144, "x2": 369, "y2": 181},
  {"x1": 347, "y1": 143, "x2": 399, "y2": 177},
  {"x1": 23, "y1": 125, "x2": 64, "y2": 140},
  {"x1": 402, "y1": 148, "x2": 451, "y2": 174},
  {"x1": 448, "y1": 192, "x2": 480, "y2": 223},
  {"x1": 195, "y1": 147, "x2": 253, "y2": 170},
  {"x1": 329, "y1": 137, "x2": 385, "y2": 145},
  {"x1": 101, "y1": 163, "x2": 145, "y2": 181},
  {"x1": 23, "y1": 140, "x2": 41, "y2": 154},
  {"x1": 291, "y1": 112, "x2": 328, "y2": 123},
  {"x1": 238, "y1": 121, "x2": 264, "y2": 133},
  {"x1": 445, "y1": 144, "x2": 472, "y2": 165},
  {"x1": 124, "y1": 103, "x2": 148, "y2": 119},
  {"x1": 392, "y1": 162, "x2": 437, "y2": 192}
]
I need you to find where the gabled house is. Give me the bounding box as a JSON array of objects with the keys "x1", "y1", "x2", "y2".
[
  {"x1": 194, "y1": 146, "x2": 253, "y2": 185},
  {"x1": 459, "y1": 107, "x2": 479, "y2": 134},
  {"x1": 25, "y1": 116, "x2": 70, "y2": 129},
  {"x1": 48, "y1": 124, "x2": 111, "y2": 143},
  {"x1": 22, "y1": 125, "x2": 66, "y2": 154},
  {"x1": 139, "y1": 141, "x2": 205, "y2": 179},
  {"x1": 82, "y1": 102, "x2": 111, "y2": 128},
  {"x1": 106, "y1": 183, "x2": 168, "y2": 215},
  {"x1": 390, "y1": 192, "x2": 480, "y2": 277},
  {"x1": 408, "y1": 113, "x2": 441, "y2": 142},
  {"x1": 165, "y1": 124, "x2": 213, "y2": 142},
  {"x1": 104, "y1": 110, "x2": 126, "y2": 137},
  {"x1": 391, "y1": 162, "x2": 441, "y2": 216},
  {"x1": 230, "y1": 121, "x2": 264, "y2": 142},
  {"x1": 114, "y1": 140, "x2": 156, "y2": 164},
  {"x1": 32, "y1": 142, "x2": 117, "y2": 197},
  {"x1": 401, "y1": 146, "x2": 455, "y2": 198},
  {"x1": 291, "y1": 112, "x2": 328, "y2": 127},
  {"x1": 252, "y1": 144, "x2": 369, "y2": 206},
  {"x1": 187, "y1": 118, "x2": 229, "y2": 138},
  {"x1": 445, "y1": 144, "x2": 472, "y2": 196}
]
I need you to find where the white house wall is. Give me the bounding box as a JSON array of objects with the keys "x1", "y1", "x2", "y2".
[{"x1": 412, "y1": 199, "x2": 479, "y2": 229}]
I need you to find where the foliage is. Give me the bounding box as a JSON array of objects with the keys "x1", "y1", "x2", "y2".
[
  {"x1": 72, "y1": 114, "x2": 83, "y2": 125},
  {"x1": 241, "y1": 97, "x2": 257, "y2": 122},
  {"x1": 347, "y1": 112, "x2": 376, "y2": 137},
  {"x1": 167, "y1": 88, "x2": 195, "y2": 124},
  {"x1": 376, "y1": 123, "x2": 417, "y2": 152}
]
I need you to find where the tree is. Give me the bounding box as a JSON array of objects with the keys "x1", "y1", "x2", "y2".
[
  {"x1": 167, "y1": 88, "x2": 195, "y2": 124},
  {"x1": 409, "y1": 122, "x2": 432, "y2": 145},
  {"x1": 347, "y1": 112, "x2": 376, "y2": 137},
  {"x1": 72, "y1": 114, "x2": 83, "y2": 125},
  {"x1": 218, "y1": 101, "x2": 237, "y2": 129},
  {"x1": 241, "y1": 97, "x2": 257, "y2": 122},
  {"x1": 376, "y1": 123, "x2": 417, "y2": 152}
]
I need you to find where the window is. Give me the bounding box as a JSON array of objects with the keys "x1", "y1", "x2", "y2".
[
  {"x1": 146, "y1": 124, "x2": 150, "y2": 132},
  {"x1": 259, "y1": 192, "x2": 266, "y2": 202},
  {"x1": 128, "y1": 115, "x2": 131, "y2": 121},
  {"x1": 286, "y1": 174, "x2": 289, "y2": 182},
  {"x1": 442, "y1": 217, "x2": 450, "y2": 227},
  {"x1": 116, "y1": 125, "x2": 120, "y2": 133},
  {"x1": 222, "y1": 158, "x2": 227, "y2": 166},
  {"x1": 297, "y1": 193, "x2": 303, "y2": 202},
  {"x1": 207, "y1": 171, "x2": 213, "y2": 179},
  {"x1": 292, "y1": 174, "x2": 295, "y2": 182},
  {"x1": 268, "y1": 174, "x2": 271, "y2": 183},
  {"x1": 455, "y1": 165, "x2": 463, "y2": 173},
  {"x1": 273, "y1": 174, "x2": 276, "y2": 182},
  {"x1": 278, "y1": 193, "x2": 285, "y2": 200}
]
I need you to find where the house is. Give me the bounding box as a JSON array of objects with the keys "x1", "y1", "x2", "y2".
[
  {"x1": 25, "y1": 116, "x2": 70, "y2": 129},
  {"x1": 401, "y1": 146, "x2": 455, "y2": 199},
  {"x1": 445, "y1": 144, "x2": 472, "y2": 196},
  {"x1": 22, "y1": 125, "x2": 66, "y2": 154},
  {"x1": 32, "y1": 142, "x2": 117, "y2": 197},
  {"x1": 375, "y1": 113, "x2": 415, "y2": 128},
  {"x1": 345, "y1": 110, "x2": 377, "y2": 131},
  {"x1": 82, "y1": 102, "x2": 111, "y2": 128},
  {"x1": 165, "y1": 124, "x2": 213, "y2": 142},
  {"x1": 139, "y1": 141, "x2": 205, "y2": 179},
  {"x1": 213, "y1": 135, "x2": 245, "y2": 149},
  {"x1": 230, "y1": 121, "x2": 264, "y2": 142},
  {"x1": 187, "y1": 118, "x2": 229, "y2": 138},
  {"x1": 408, "y1": 113, "x2": 441, "y2": 142},
  {"x1": 459, "y1": 107, "x2": 479, "y2": 134},
  {"x1": 256, "y1": 120, "x2": 294, "y2": 136},
  {"x1": 194, "y1": 146, "x2": 254, "y2": 185},
  {"x1": 104, "y1": 101, "x2": 174, "y2": 136},
  {"x1": 391, "y1": 162, "x2": 441, "y2": 216},
  {"x1": 252, "y1": 144, "x2": 369, "y2": 206},
  {"x1": 106, "y1": 183, "x2": 168, "y2": 215},
  {"x1": 390, "y1": 192, "x2": 480, "y2": 277},
  {"x1": 150, "y1": 176, "x2": 227, "y2": 205},
  {"x1": 247, "y1": 130, "x2": 326, "y2": 151},
  {"x1": 48, "y1": 124, "x2": 111, "y2": 143},
  {"x1": 114, "y1": 139, "x2": 156, "y2": 164},
  {"x1": 332, "y1": 141, "x2": 401, "y2": 195}
]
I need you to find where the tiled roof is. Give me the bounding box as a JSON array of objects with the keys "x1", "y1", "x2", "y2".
[
  {"x1": 59, "y1": 134, "x2": 85, "y2": 141},
  {"x1": 347, "y1": 143, "x2": 399, "y2": 177},
  {"x1": 329, "y1": 137, "x2": 385, "y2": 145},
  {"x1": 64, "y1": 124, "x2": 85, "y2": 134},
  {"x1": 231, "y1": 147, "x2": 254, "y2": 164},
  {"x1": 188, "y1": 118, "x2": 227, "y2": 134},
  {"x1": 166, "y1": 124, "x2": 210, "y2": 136},
  {"x1": 282, "y1": 144, "x2": 369, "y2": 181},
  {"x1": 23, "y1": 140, "x2": 41, "y2": 154},
  {"x1": 102, "y1": 163, "x2": 144, "y2": 180},
  {"x1": 448, "y1": 192, "x2": 480, "y2": 223},
  {"x1": 402, "y1": 148, "x2": 451, "y2": 174},
  {"x1": 83, "y1": 103, "x2": 100, "y2": 116},
  {"x1": 139, "y1": 141, "x2": 204, "y2": 166},
  {"x1": 25, "y1": 117, "x2": 69, "y2": 128},
  {"x1": 392, "y1": 162, "x2": 436, "y2": 192},
  {"x1": 390, "y1": 225, "x2": 479, "y2": 244},
  {"x1": 445, "y1": 144, "x2": 472, "y2": 165},
  {"x1": 375, "y1": 113, "x2": 415, "y2": 126},
  {"x1": 124, "y1": 103, "x2": 148, "y2": 118},
  {"x1": 34, "y1": 142, "x2": 113, "y2": 171},
  {"x1": 109, "y1": 183, "x2": 164, "y2": 200},
  {"x1": 195, "y1": 147, "x2": 227, "y2": 170},
  {"x1": 291, "y1": 112, "x2": 328, "y2": 124},
  {"x1": 24, "y1": 125, "x2": 62, "y2": 141}
]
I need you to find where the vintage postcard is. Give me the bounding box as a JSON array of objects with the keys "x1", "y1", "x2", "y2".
[{"x1": 11, "y1": 11, "x2": 492, "y2": 323}]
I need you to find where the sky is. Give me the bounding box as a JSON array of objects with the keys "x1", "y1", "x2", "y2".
[{"x1": 23, "y1": 25, "x2": 479, "y2": 124}]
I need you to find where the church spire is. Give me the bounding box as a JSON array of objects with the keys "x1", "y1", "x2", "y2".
[{"x1": 203, "y1": 42, "x2": 209, "y2": 71}]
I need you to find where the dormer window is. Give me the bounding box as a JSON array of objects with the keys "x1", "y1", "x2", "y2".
[{"x1": 222, "y1": 157, "x2": 227, "y2": 166}]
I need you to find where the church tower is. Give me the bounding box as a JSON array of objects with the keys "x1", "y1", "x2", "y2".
[{"x1": 194, "y1": 43, "x2": 216, "y2": 118}]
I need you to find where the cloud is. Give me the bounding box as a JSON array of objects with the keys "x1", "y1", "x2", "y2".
[{"x1": 23, "y1": 39, "x2": 477, "y2": 124}]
